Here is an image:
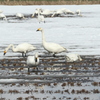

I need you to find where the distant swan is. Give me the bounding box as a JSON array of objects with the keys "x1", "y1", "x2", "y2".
[
  {"x1": 76, "y1": 10, "x2": 82, "y2": 17},
  {"x1": 27, "y1": 52, "x2": 39, "y2": 72},
  {"x1": 36, "y1": 28, "x2": 67, "y2": 56},
  {"x1": 16, "y1": 13, "x2": 25, "y2": 19},
  {"x1": 52, "y1": 8, "x2": 74, "y2": 17},
  {"x1": 40, "y1": 9, "x2": 54, "y2": 16},
  {"x1": 66, "y1": 53, "x2": 82, "y2": 62},
  {"x1": 4, "y1": 43, "x2": 36, "y2": 57},
  {"x1": 37, "y1": 8, "x2": 45, "y2": 23},
  {"x1": 0, "y1": 13, "x2": 7, "y2": 21}
]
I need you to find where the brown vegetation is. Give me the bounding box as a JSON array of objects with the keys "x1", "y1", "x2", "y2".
[{"x1": 0, "y1": 0, "x2": 100, "y2": 5}]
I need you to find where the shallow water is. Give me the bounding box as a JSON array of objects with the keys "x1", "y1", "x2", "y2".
[{"x1": 0, "y1": 5, "x2": 100, "y2": 57}]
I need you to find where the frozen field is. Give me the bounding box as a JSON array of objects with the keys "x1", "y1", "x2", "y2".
[{"x1": 0, "y1": 5, "x2": 100, "y2": 100}]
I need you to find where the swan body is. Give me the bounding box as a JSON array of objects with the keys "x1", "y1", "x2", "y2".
[
  {"x1": 16, "y1": 13, "x2": 25, "y2": 19},
  {"x1": 41, "y1": 9, "x2": 54, "y2": 16},
  {"x1": 64, "y1": 9, "x2": 74, "y2": 15},
  {"x1": 4, "y1": 43, "x2": 36, "y2": 57},
  {"x1": 52, "y1": 8, "x2": 64, "y2": 17},
  {"x1": 52, "y1": 8, "x2": 74, "y2": 17},
  {"x1": 76, "y1": 10, "x2": 82, "y2": 17},
  {"x1": 36, "y1": 28, "x2": 67, "y2": 56},
  {"x1": 27, "y1": 53, "x2": 39, "y2": 72},
  {"x1": 31, "y1": 8, "x2": 42, "y2": 17},
  {"x1": 37, "y1": 8, "x2": 45, "y2": 23},
  {"x1": 0, "y1": 13, "x2": 7, "y2": 21},
  {"x1": 66, "y1": 53, "x2": 82, "y2": 62}
]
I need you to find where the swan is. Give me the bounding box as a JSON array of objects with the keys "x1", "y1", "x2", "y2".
[
  {"x1": 36, "y1": 8, "x2": 45, "y2": 23},
  {"x1": 65, "y1": 53, "x2": 82, "y2": 62},
  {"x1": 64, "y1": 9, "x2": 74, "y2": 15},
  {"x1": 40, "y1": 9, "x2": 54, "y2": 17},
  {"x1": 52, "y1": 8, "x2": 74, "y2": 17},
  {"x1": 52, "y1": 8, "x2": 64, "y2": 17},
  {"x1": 16, "y1": 13, "x2": 25, "y2": 19},
  {"x1": 0, "y1": 13, "x2": 7, "y2": 21},
  {"x1": 36, "y1": 28, "x2": 67, "y2": 56},
  {"x1": 75, "y1": 10, "x2": 82, "y2": 17},
  {"x1": 31, "y1": 8, "x2": 42, "y2": 17},
  {"x1": 27, "y1": 52, "x2": 39, "y2": 72},
  {"x1": 3, "y1": 43, "x2": 36, "y2": 57}
]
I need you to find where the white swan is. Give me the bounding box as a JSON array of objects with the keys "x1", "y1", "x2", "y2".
[
  {"x1": 65, "y1": 53, "x2": 82, "y2": 62},
  {"x1": 4, "y1": 43, "x2": 36, "y2": 57},
  {"x1": 65, "y1": 9, "x2": 74, "y2": 15},
  {"x1": 52, "y1": 8, "x2": 74, "y2": 17},
  {"x1": 37, "y1": 8, "x2": 45, "y2": 23},
  {"x1": 40, "y1": 9, "x2": 54, "y2": 16},
  {"x1": 36, "y1": 28, "x2": 67, "y2": 56},
  {"x1": 32, "y1": 8, "x2": 42, "y2": 17},
  {"x1": 75, "y1": 10, "x2": 82, "y2": 17},
  {"x1": 16, "y1": 13, "x2": 25, "y2": 19},
  {"x1": 27, "y1": 52, "x2": 39, "y2": 72},
  {"x1": 52, "y1": 8, "x2": 64, "y2": 17},
  {"x1": 0, "y1": 13, "x2": 7, "y2": 21}
]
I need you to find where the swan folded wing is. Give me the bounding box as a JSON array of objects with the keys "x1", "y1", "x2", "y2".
[
  {"x1": 27, "y1": 46, "x2": 36, "y2": 52},
  {"x1": 16, "y1": 43, "x2": 36, "y2": 52},
  {"x1": 27, "y1": 56, "x2": 35, "y2": 66},
  {"x1": 66, "y1": 53, "x2": 82, "y2": 62},
  {"x1": 38, "y1": 16, "x2": 44, "y2": 21},
  {"x1": 27, "y1": 56, "x2": 39, "y2": 66},
  {"x1": 44, "y1": 42, "x2": 66, "y2": 53}
]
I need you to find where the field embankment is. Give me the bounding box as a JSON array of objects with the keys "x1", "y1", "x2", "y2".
[{"x1": 0, "y1": 0, "x2": 100, "y2": 5}]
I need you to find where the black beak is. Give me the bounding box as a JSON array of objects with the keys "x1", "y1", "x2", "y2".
[
  {"x1": 3, "y1": 53, "x2": 6, "y2": 55},
  {"x1": 36, "y1": 29, "x2": 39, "y2": 31},
  {"x1": 35, "y1": 57, "x2": 37, "y2": 62}
]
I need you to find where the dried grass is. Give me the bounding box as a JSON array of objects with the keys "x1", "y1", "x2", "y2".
[{"x1": 0, "y1": 0, "x2": 100, "y2": 5}]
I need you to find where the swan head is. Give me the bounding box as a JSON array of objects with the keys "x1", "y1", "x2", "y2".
[
  {"x1": 36, "y1": 28, "x2": 43, "y2": 32},
  {"x1": 3, "y1": 50, "x2": 7, "y2": 55},
  {"x1": 35, "y1": 52, "x2": 39, "y2": 62}
]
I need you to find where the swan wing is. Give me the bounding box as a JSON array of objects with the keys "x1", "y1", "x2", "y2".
[
  {"x1": 16, "y1": 43, "x2": 36, "y2": 52},
  {"x1": 66, "y1": 53, "x2": 82, "y2": 62},
  {"x1": 0, "y1": 13, "x2": 5, "y2": 18},
  {"x1": 27, "y1": 56, "x2": 39, "y2": 66},
  {"x1": 43, "y1": 42, "x2": 66, "y2": 53},
  {"x1": 38, "y1": 15, "x2": 44, "y2": 21},
  {"x1": 27, "y1": 56, "x2": 35, "y2": 66}
]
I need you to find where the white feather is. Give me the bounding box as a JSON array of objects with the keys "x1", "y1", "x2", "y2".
[
  {"x1": 4, "y1": 43, "x2": 36, "y2": 56},
  {"x1": 36, "y1": 28, "x2": 67, "y2": 55},
  {"x1": 66, "y1": 53, "x2": 82, "y2": 62}
]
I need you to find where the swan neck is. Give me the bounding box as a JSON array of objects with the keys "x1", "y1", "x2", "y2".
[
  {"x1": 11, "y1": 45, "x2": 17, "y2": 52},
  {"x1": 8, "y1": 44, "x2": 17, "y2": 52},
  {"x1": 5, "y1": 44, "x2": 13, "y2": 51},
  {"x1": 41, "y1": 30, "x2": 46, "y2": 43},
  {"x1": 38, "y1": 10, "x2": 40, "y2": 16}
]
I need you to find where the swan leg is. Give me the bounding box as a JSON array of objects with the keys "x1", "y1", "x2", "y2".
[
  {"x1": 22, "y1": 53, "x2": 24, "y2": 57},
  {"x1": 36, "y1": 67, "x2": 38, "y2": 71},
  {"x1": 28, "y1": 68, "x2": 30, "y2": 72},
  {"x1": 25, "y1": 53, "x2": 27, "y2": 57},
  {"x1": 53, "y1": 54, "x2": 56, "y2": 57}
]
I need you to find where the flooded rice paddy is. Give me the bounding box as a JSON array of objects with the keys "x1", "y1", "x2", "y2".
[{"x1": 0, "y1": 5, "x2": 100, "y2": 100}]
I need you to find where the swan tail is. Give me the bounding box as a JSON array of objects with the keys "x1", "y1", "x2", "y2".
[{"x1": 64, "y1": 48, "x2": 68, "y2": 53}]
